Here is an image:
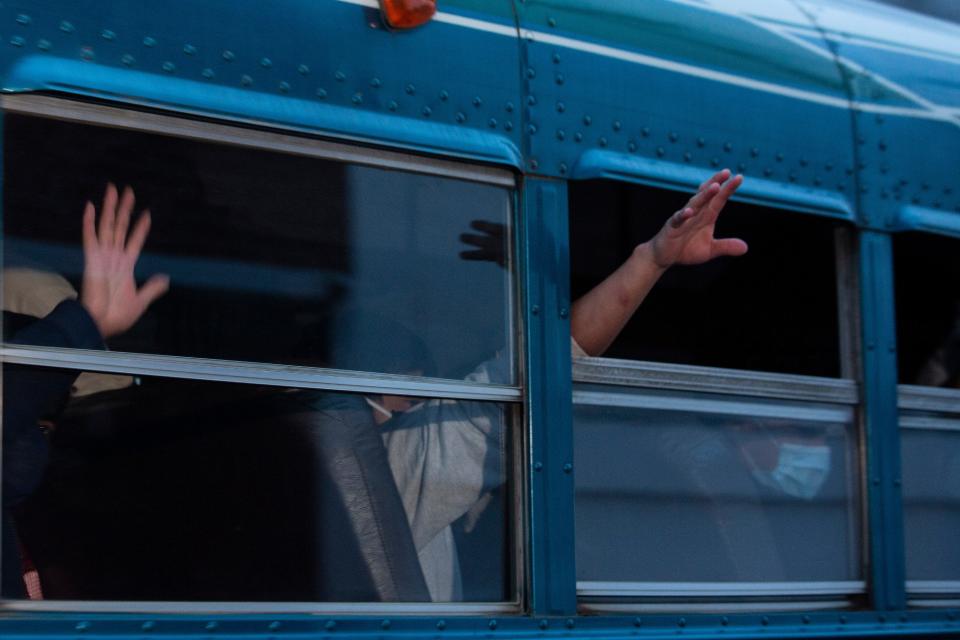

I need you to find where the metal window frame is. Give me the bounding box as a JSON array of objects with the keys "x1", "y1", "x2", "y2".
[
  {"x1": 570, "y1": 362, "x2": 863, "y2": 602},
  {"x1": 0, "y1": 94, "x2": 515, "y2": 187},
  {"x1": 567, "y1": 218, "x2": 866, "y2": 608},
  {"x1": 0, "y1": 94, "x2": 527, "y2": 613},
  {"x1": 898, "y1": 389, "x2": 960, "y2": 593}
]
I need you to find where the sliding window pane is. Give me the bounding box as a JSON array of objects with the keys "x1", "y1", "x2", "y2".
[
  {"x1": 902, "y1": 417, "x2": 960, "y2": 583},
  {"x1": 4, "y1": 373, "x2": 514, "y2": 602},
  {"x1": 574, "y1": 386, "x2": 860, "y2": 584},
  {"x1": 3, "y1": 114, "x2": 514, "y2": 383}
]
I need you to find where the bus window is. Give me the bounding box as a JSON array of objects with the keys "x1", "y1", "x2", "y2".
[
  {"x1": 570, "y1": 180, "x2": 841, "y2": 378},
  {"x1": 894, "y1": 233, "x2": 960, "y2": 388},
  {"x1": 7, "y1": 376, "x2": 514, "y2": 602},
  {"x1": 894, "y1": 233, "x2": 960, "y2": 599},
  {"x1": 3, "y1": 113, "x2": 514, "y2": 384},
  {"x1": 1, "y1": 107, "x2": 519, "y2": 604},
  {"x1": 569, "y1": 180, "x2": 862, "y2": 606}
]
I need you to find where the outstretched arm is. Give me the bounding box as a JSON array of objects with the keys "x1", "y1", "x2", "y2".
[
  {"x1": 570, "y1": 169, "x2": 747, "y2": 357},
  {"x1": 80, "y1": 183, "x2": 170, "y2": 338}
]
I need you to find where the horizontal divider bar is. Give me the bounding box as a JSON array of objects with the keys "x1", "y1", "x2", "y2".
[
  {"x1": 577, "y1": 581, "x2": 866, "y2": 597},
  {"x1": 574, "y1": 356, "x2": 859, "y2": 404},
  {"x1": 573, "y1": 389, "x2": 853, "y2": 423},
  {"x1": 898, "y1": 384, "x2": 960, "y2": 414},
  {"x1": 0, "y1": 600, "x2": 516, "y2": 615},
  {"x1": 900, "y1": 415, "x2": 960, "y2": 432},
  {"x1": 579, "y1": 600, "x2": 853, "y2": 614},
  {"x1": 0, "y1": 346, "x2": 521, "y2": 402},
  {"x1": 907, "y1": 580, "x2": 960, "y2": 595}
]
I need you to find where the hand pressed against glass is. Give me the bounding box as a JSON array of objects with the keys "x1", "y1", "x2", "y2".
[{"x1": 80, "y1": 183, "x2": 170, "y2": 338}]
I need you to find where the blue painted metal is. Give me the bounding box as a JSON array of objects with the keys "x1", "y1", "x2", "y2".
[
  {"x1": 0, "y1": 0, "x2": 955, "y2": 222},
  {"x1": 857, "y1": 230, "x2": 906, "y2": 611},
  {"x1": 0, "y1": 609, "x2": 959, "y2": 638},
  {"x1": 513, "y1": 0, "x2": 859, "y2": 212},
  {"x1": 571, "y1": 149, "x2": 855, "y2": 220},
  {"x1": 521, "y1": 177, "x2": 576, "y2": 616},
  {"x1": 0, "y1": 0, "x2": 525, "y2": 168},
  {"x1": 0, "y1": 0, "x2": 957, "y2": 635},
  {"x1": 895, "y1": 205, "x2": 960, "y2": 238}
]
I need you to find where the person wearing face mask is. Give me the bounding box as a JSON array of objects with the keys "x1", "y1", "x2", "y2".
[
  {"x1": 741, "y1": 434, "x2": 833, "y2": 501},
  {"x1": 322, "y1": 170, "x2": 748, "y2": 601}
]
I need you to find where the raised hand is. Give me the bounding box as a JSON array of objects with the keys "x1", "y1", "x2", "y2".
[
  {"x1": 648, "y1": 169, "x2": 748, "y2": 269},
  {"x1": 571, "y1": 169, "x2": 748, "y2": 357},
  {"x1": 80, "y1": 183, "x2": 170, "y2": 339}
]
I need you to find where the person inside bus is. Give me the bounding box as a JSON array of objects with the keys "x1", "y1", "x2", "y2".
[
  {"x1": 361, "y1": 168, "x2": 747, "y2": 600},
  {"x1": 5, "y1": 169, "x2": 745, "y2": 601},
  {"x1": 2, "y1": 184, "x2": 169, "y2": 598}
]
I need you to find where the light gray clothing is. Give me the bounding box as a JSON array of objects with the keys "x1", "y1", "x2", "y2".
[
  {"x1": 381, "y1": 359, "x2": 507, "y2": 601},
  {"x1": 382, "y1": 339, "x2": 584, "y2": 601}
]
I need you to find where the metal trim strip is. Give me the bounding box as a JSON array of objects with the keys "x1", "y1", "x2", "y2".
[
  {"x1": 577, "y1": 581, "x2": 866, "y2": 598},
  {"x1": 0, "y1": 346, "x2": 521, "y2": 402},
  {"x1": 0, "y1": 600, "x2": 517, "y2": 615},
  {"x1": 907, "y1": 581, "x2": 960, "y2": 595},
  {"x1": 573, "y1": 389, "x2": 853, "y2": 423},
  {"x1": 898, "y1": 384, "x2": 960, "y2": 414},
  {"x1": 578, "y1": 601, "x2": 853, "y2": 614},
  {"x1": 573, "y1": 357, "x2": 859, "y2": 404},
  {"x1": 899, "y1": 415, "x2": 960, "y2": 432}
]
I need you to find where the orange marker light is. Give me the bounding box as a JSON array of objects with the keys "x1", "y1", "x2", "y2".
[{"x1": 379, "y1": 0, "x2": 436, "y2": 29}]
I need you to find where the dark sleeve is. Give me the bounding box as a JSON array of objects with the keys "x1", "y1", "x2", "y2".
[{"x1": 3, "y1": 300, "x2": 104, "y2": 507}]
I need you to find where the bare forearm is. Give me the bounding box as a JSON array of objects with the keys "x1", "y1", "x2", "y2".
[{"x1": 570, "y1": 242, "x2": 666, "y2": 356}]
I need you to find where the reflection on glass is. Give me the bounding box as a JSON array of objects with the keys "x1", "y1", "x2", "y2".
[
  {"x1": 574, "y1": 394, "x2": 860, "y2": 583},
  {"x1": 2, "y1": 114, "x2": 513, "y2": 382},
  {"x1": 3, "y1": 374, "x2": 512, "y2": 602},
  {"x1": 902, "y1": 424, "x2": 960, "y2": 581}
]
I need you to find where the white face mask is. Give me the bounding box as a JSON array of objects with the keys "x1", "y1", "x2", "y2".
[{"x1": 751, "y1": 442, "x2": 832, "y2": 500}]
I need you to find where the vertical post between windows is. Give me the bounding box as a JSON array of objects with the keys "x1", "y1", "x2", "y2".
[
  {"x1": 522, "y1": 178, "x2": 576, "y2": 615},
  {"x1": 858, "y1": 230, "x2": 906, "y2": 609}
]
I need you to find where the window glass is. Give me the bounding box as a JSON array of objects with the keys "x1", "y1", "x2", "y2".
[
  {"x1": 901, "y1": 416, "x2": 960, "y2": 583},
  {"x1": 3, "y1": 373, "x2": 514, "y2": 602},
  {"x1": 894, "y1": 233, "x2": 960, "y2": 387},
  {"x1": 570, "y1": 181, "x2": 842, "y2": 378},
  {"x1": 3, "y1": 114, "x2": 514, "y2": 383},
  {"x1": 574, "y1": 386, "x2": 861, "y2": 584}
]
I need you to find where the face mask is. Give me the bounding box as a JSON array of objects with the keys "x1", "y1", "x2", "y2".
[{"x1": 751, "y1": 442, "x2": 832, "y2": 500}]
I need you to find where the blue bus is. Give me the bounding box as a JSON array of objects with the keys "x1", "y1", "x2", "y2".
[{"x1": 0, "y1": 0, "x2": 958, "y2": 637}]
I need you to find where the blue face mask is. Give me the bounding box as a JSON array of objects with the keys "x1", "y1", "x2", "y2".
[{"x1": 750, "y1": 442, "x2": 832, "y2": 500}]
